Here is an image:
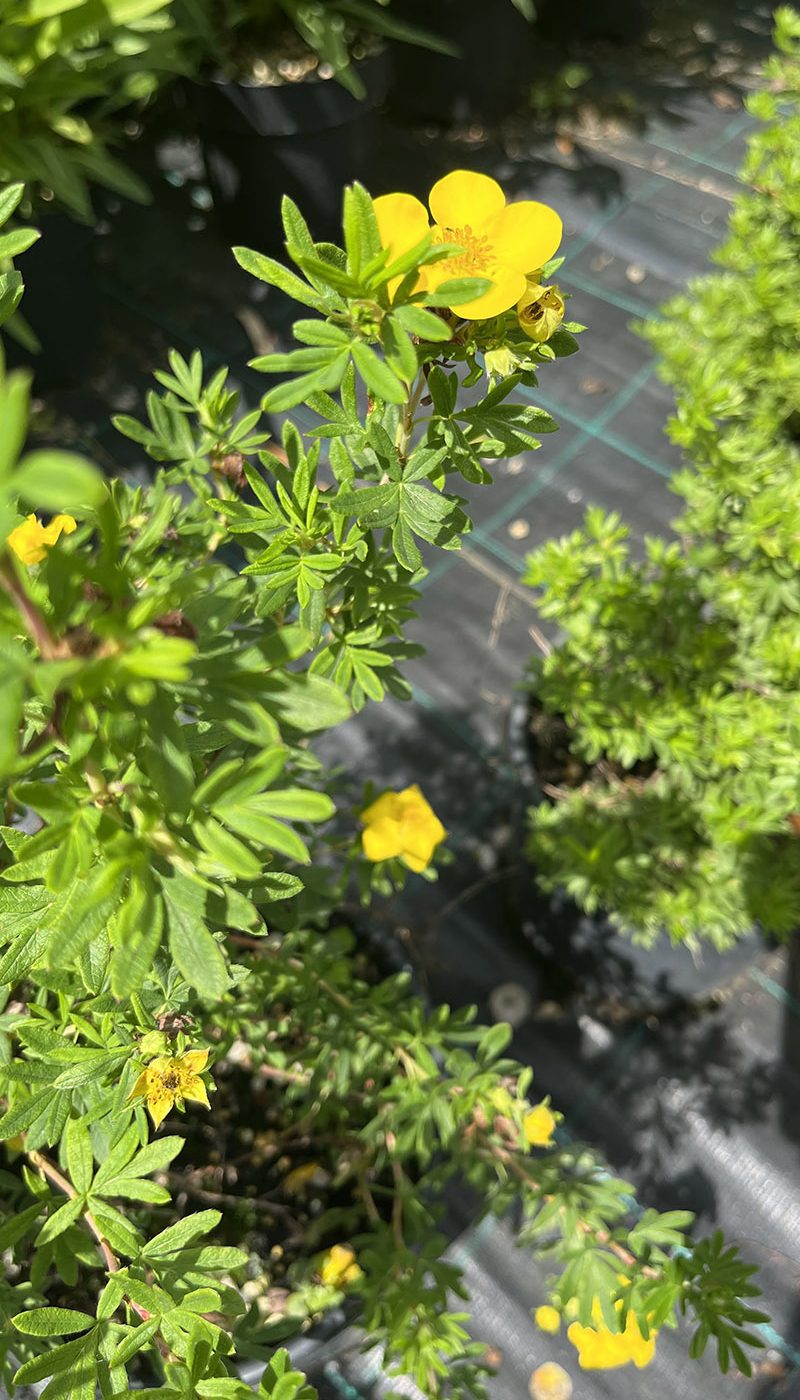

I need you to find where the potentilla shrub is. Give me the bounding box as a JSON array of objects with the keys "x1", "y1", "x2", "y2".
[
  {"x1": 0, "y1": 0, "x2": 183, "y2": 220},
  {"x1": 523, "y1": 9, "x2": 800, "y2": 949},
  {"x1": 0, "y1": 174, "x2": 766, "y2": 1398}
]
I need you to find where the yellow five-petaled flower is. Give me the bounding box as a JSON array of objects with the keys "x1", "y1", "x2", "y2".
[
  {"x1": 130, "y1": 1048, "x2": 211, "y2": 1129},
  {"x1": 567, "y1": 1299, "x2": 657, "y2": 1370},
  {"x1": 319, "y1": 1243, "x2": 363, "y2": 1288},
  {"x1": 7, "y1": 513, "x2": 77, "y2": 566},
  {"x1": 374, "y1": 169, "x2": 562, "y2": 320},
  {"x1": 524, "y1": 1101, "x2": 557, "y2": 1147},
  {"x1": 361, "y1": 784, "x2": 445, "y2": 873}
]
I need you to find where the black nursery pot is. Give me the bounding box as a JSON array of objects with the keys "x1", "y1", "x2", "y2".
[
  {"x1": 5, "y1": 213, "x2": 99, "y2": 392},
  {"x1": 387, "y1": 0, "x2": 535, "y2": 125},
  {"x1": 534, "y1": 0, "x2": 649, "y2": 44},
  {"x1": 197, "y1": 53, "x2": 389, "y2": 252},
  {"x1": 507, "y1": 694, "x2": 760, "y2": 1021}
]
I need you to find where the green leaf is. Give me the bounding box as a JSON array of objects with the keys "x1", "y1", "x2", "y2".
[
  {"x1": 342, "y1": 182, "x2": 381, "y2": 276},
  {"x1": 423, "y1": 278, "x2": 491, "y2": 307},
  {"x1": 265, "y1": 672, "x2": 351, "y2": 732},
  {"x1": 14, "y1": 450, "x2": 107, "y2": 511},
  {"x1": 350, "y1": 341, "x2": 406, "y2": 404},
  {"x1": 107, "y1": 1318, "x2": 160, "y2": 1368},
  {"x1": 0, "y1": 226, "x2": 40, "y2": 261},
  {"x1": 108, "y1": 874, "x2": 164, "y2": 998},
  {"x1": 392, "y1": 304, "x2": 453, "y2": 343},
  {"x1": 13, "y1": 1307, "x2": 95, "y2": 1337},
  {"x1": 0, "y1": 183, "x2": 25, "y2": 227},
  {"x1": 241, "y1": 788, "x2": 335, "y2": 822},
  {"x1": 141, "y1": 1209, "x2": 221, "y2": 1261},
  {"x1": 64, "y1": 1116, "x2": 94, "y2": 1195},
  {"x1": 261, "y1": 356, "x2": 349, "y2": 413},
  {"x1": 233, "y1": 247, "x2": 324, "y2": 310},
  {"x1": 140, "y1": 695, "x2": 195, "y2": 819},
  {"x1": 193, "y1": 816, "x2": 263, "y2": 880},
  {"x1": 49, "y1": 864, "x2": 125, "y2": 966},
  {"x1": 35, "y1": 1195, "x2": 86, "y2": 1246},
  {"x1": 0, "y1": 1088, "x2": 53, "y2": 1139},
  {"x1": 214, "y1": 802, "x2": 310, "y2": 864},
  {"x1": 163, "y1": 874, "x2": 230, "y2": 1000}
]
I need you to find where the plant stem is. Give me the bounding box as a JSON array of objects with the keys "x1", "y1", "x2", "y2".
[
  {"x1": 396, "y1": 371, "x2": 427, "y2": 463},
  {"x1": 27, "y1": 1149, "x2": 118, "y2": 1275},
  {"x1": 27, "y1": 1149, "x2": 174, "y2": 1353},
  {"x1": 0, "y1": 560, "x2": 67, "y2": 660}
]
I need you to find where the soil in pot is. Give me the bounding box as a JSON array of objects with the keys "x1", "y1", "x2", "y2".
[
  {"x1": 505, "y1": 693, "x2": 761, "y2": 1022},
  {"x1": 196, "y1": 35, "x2": 389, "y2": 251}
]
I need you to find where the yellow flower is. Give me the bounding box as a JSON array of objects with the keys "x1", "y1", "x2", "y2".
[
  {"x1": 534, "y1": 1305, "x2": 562, "y2": 1334},
  {"x1": 283, "y1": 1161, "x2": 326, "y2": 1195},
  {"x1": 361, "y1": 784, "x2": 445, "y2": 872},
  {"x1": 524, "y1": 1101, "x2": 557, "y2": 1147},
  {"x1": 7, "y1": 513, "x2": 77, "y2": 566},
  {"x1": 129, "y1": 1048, "x2": 210, "y2": 1130},
  {"x1": 374, "y1": 170, "x2": 562, "y2": 320},
  {"x1": 517, "y1": 282, "x2": 565, "y2": 342},
  {"x1": 567, "y1": 1304, "x2": 656, "y2": 1370},
  {"x1": 319, "y1": 1244, "x2": 362, "y2": 1288},
  {"x1": 529, "y1": 1362, "x2": 572, "y2": 1400}
]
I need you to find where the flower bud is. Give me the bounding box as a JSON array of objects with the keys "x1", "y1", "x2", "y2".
[
  {"x1": 517, "y1": 283, "x2": 565, "y2": 342},
  {"x1": 484, "y1": 346, "x2": 519, "y2": 381}
]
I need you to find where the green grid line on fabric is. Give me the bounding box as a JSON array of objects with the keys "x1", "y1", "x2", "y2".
[
  {"x1": 563, "y1": 268, "x2": 656, "y2": 319},
  {"x1": 644, "y1": 130, "x2": 745, "y2": 181},
  {"x1": 471, "y1": 359, "x2": 657, "y2": 542},
  {"x1": 748, "y1": 966, "x2": 800, "y2": 1022},
  {"x1": 560, "y1": 107, "x2": 752, "y2": 269},
  {"x1": 522, "y1": 384, "x2": 674, "y2": 478}
]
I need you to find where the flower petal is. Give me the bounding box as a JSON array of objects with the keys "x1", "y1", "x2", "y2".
[
  {"x1": 373, "y1": 192, "x2": 430, "y2": 259},
  {"x1": 128, "y1": 1070, "x2": 149, "y2": 1101},
  {"x1": 429, "y1": 170, "x2": 505, "y2": 230},
  {"x1": 361, "y1": 791, "x2": 405, "y2": 825},
  {"x1": 445, "y1": 264, "x2": 527, "y2": 320},
  {"x1": 181, "y1": 1075, "x2": 210, "y2": 1110},
  {"x1": 400, "y1": 847, "x2": 431, "y2": 874},
  {"x1": 362, "y1": 816, "x2": 404, "y2": 863},
  {"x1": 147, "y1": 1088, "x2": 174, "y2": 1130},
  {"x1": 484, "y1": 201, "x2": 562, "y2": 275},
  {"x1": 180, "y1": 1049, "x2": 209, "y2": 1075}
]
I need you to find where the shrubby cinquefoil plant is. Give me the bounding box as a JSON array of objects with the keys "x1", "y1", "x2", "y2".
[
  {"x1": 0, "y1": 171, "x2": 767, "y2": 1396},
  {"x1": 522, "y1": 9, "x2": 800, "y2": 949}
]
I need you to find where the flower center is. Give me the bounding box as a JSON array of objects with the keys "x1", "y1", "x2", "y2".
[
  {"x1": 435, "y1": 224, "x2": 493, "y2": 276},
  {"x1": 161, "y1": 1070, "x2": 181, "y2": 1090}
]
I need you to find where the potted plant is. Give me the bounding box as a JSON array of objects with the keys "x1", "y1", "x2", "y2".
[
  {"x1": 517, "y1": 11, "x2": 800, "y2": 971},
  {"x1": 0, "y1": 0, "x2": 183, "y2": 387},
  {"x1": 387, "y1": 0, "x2": 536, "y2": 126},
  {"x1": 184, "y1": 0, "x2": 453, "y2": 249},
  {"x1": 0, "y1": 171, "x2": 767, "y2": 1396}
]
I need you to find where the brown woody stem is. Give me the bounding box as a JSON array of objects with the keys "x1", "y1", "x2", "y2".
[{"x1": 0, "y1": 561, "x2": 68, "y2": 660}]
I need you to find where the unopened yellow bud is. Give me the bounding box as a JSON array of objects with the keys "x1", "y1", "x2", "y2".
[{"x1": 535, "y1": 1305, "x2": 562, "y2": 1334}]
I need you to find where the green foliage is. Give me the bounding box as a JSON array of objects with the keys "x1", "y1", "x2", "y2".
[
  {"x1": 0, "y1": 179, "x2": 764, "y2": 1397},
  {"x1": 0, "y1": 0, "x2": 184, "y2": 219},
  {"x1": 0, "y1": 183, "x2": 38, "y2": 347},
  {"x1": 523, "y1": 10, "x2": 800, "y2": 947}
]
